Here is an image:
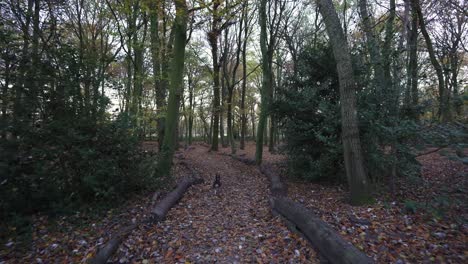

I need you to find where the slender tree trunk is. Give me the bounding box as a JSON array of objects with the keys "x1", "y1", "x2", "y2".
[
  {"x1": 125, "y1": 10, "x2": 134, "y2": 114},
  {"x1": 382, "y1": 0, "x2": 398, "y2": 196},
  {"x1": 412, "y1": 0, "x2": 450, "y2": 122},
  {"x1": 407, "y1": 2, "x2": 419, "y2": 111},
  {"x1": 269, "y1": 53, "x2": 282, "y2": 153},
  {"x1": 157, "y1": 0, "x2": 188, "y2": 177},
  {"x1": 450, "y1": 49, "x2": 460, "y2": 115},
  {"x1": 132, "y1": 10, "x2": 147, "y2": 130},
  {"x1": 256, "y1": 0, "x2": 271, "y2": 164},
  {"x1": 240, "y1": 0, "x2": 248, "y2": 150},
  {"x1": 209, "y1": 112, "x2": 214, "y2": 144},
  {"x1": 220, "y1": 76, "x2": 226, "y2": 147},
  {"x1": 188, "y1": 82, "x2": 194, "y2": 145},
  {"x1": 158, "y1": 3, "x2": 173, "y2": 150},
  {"x1": 2, "y1": 60, "x2": 10, "y2": 138},
  {"x1": 226, "y1": 6, "x2": 245, "y2": 155},
  {"x1": 358, "y1": 0, "x2": 388, "y2": 108},
  {"x1": 29, "y1": 0, "x2": 40, "y2": 120},
  {"x1": 227, "y1": 89, "x2": 236, "y2": 154},
  {"x1": 150, "y1": 0, "x2": 164, "y2": 147},
  {"x1": 251, "y1": 103, "x2": 256, "y2": 141},
  {"x1": 208, "y1": 0, "x2": 221, "y2": 151},
  {"x1": 317, "y1": 0, "x2": 371, "y2": 205},
  {"x1": 268, "y1": 56, "x2": 275, "y2": 153},
  {"x1": 382, "y1": 0, "x2": 395, "y2": 89}
]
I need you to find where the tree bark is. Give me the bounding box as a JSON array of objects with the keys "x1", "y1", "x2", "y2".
[
  {"x1": 209, "y1": 0, "x2": 221, "y2": 151},
  {"x1": 260, "y1": 164, "x2": 287, "y2": 197},
  {"x1": 225, "y1": 5, "x2": 245, "y2": 155},
  {"x1": 157, "y1": 0, "x2": 188, "y2": 177},
  {"x1": 220, "y1": 74, "x2": 226, "y2": 147},
  {"x1": 131, "y1": 3, "x2": 147, "y2": 126},
  {"x1": 240, "y1": 0, "x2": 249, "y2": 150},
  {"x1": 151, "y1": 177, "x2": 202, "y2": 221},
  {"x1": 29, "y1": 0, "x2": 40, "y2": 120},
  {"x1": 1, "y1": 59, "x2": 11, "y2": 138},
  {"x1": 158, "y1": 2, "x2": 174, "y2": 150},
  {"x1": 256, "y1": 0, "x2": 270, "y2": 164},
  {"x1": 89, "y1": 177, "x2": 201, "y2": 264},
  {"x1": 358, "y1": 0, "x2": 388, "y2": 105},
  {"x1": 272, "y1": 197, "x2": 374, "y2": 264},
  {"x1": 412, "y1": 0, "x2": 450, "y2": 122},
  {"x1": 317, "y1": 0, "x2": 371, "y2": 205},
  {"x1": 150, "y1": 0, "x2": 165, "y2": 148},
  {"x1": 408, "y1": 1, "x2": 419, "y2": 110},
  {"x1": 188, "y1": 81, "x2": 194, "y2": 145}
]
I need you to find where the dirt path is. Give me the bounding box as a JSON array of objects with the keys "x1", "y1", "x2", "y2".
[{"x1": 112, "y1": 144, "x2": 317, "y2": 263}]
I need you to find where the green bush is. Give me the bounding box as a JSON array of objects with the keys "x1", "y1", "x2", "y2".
[
  {"x1": 274, "y1": 42, "x2": 421, "y2": 185},
  {"x1": 0, "y1": 115, "x2": 157, "y2": 219},
  {"x1": 274, "y1": 43, "x2": 344, "y2": 181}
]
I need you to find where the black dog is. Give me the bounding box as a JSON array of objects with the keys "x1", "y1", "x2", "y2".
[{"x1": 212, "y1": 174, "x2": 221, "y2": 188}]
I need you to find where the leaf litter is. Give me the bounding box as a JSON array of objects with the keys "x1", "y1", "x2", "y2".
[{"x1": 2, "y1": 142, "x2": 466, "y2": 263}]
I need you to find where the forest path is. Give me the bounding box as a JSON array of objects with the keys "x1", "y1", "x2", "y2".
[{"x1": 113, "y1": 144, "x2": 317, "y2": 263}]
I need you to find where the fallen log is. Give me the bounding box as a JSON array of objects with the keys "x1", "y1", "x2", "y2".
[
  {"x1": 260, "y1": 164, "x2": 287, "y2": 197},
  {"x1": 89, "y1": 176, "x2": 202, "y2": 264},
  {"x1": 224, "y1": 151, "x2": 370, "y2": 263},
  {"x1": 88, "y1": 223, "x2": 137, "y2": 264},
  {"x1": 272, "y1": 197, "x2": 374, "y2": 264},
  {"x1": 231, "y1": 155, "x2": 256, "y2": 165},
  {"x1": 151, "y1": 177, "x2": 202, "y2": 222},
  {"x1": 217, "y1": 152, "x2": 256, "y2": 165}
]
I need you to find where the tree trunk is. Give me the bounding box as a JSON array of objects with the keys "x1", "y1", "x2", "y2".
[
  {"x1": 132, "y1": 5, "x2": 147, "y2": 128},
  {"x1": 158, "y1": 3, "x2": 174, "y2": 150},
  {"x1": 150, "y1": 0, "x2": 164, "y2": 148},
  {"x1": 89, "y1": 176, "x2": 201, "y2": 264},
  {"x1": 408, "y1": 2, "x2": 419, "y2": 110},
  {"x1": 251, "y1": 103, "x2": 256, "y2": 141},
  {"x1": 226, "y1": 6, "x2": 245, "y2": 155},
  {"x1": 269, "y1": 53, "x2": 282, "y2": 153},
  {"x1": 151, "y1": 177, "x2": 202, "y2": 221},
  {"x1": 450, "y1": 49, "x2": 461, "y2": 115},
  {"x1": 272, "y1": 197, "x2": 374, "y2": 264},
  {"x1": 1, "y1": 60, "x2": 10, "y2": 138},
  {"x1": 209, "y1": 0, "x2": 221, "y2": 151},
  {"x1": 317, "y1": 0, "x2": 371, "y2": 205},
  {"x1": 157, "y1": 0, "x2": 188, "y2": 177},
  {"x1": 256, "y1": 0, "x2": 271, "y2": 165},
  {"x1": 240, "y1": 0, "x2": 248, "y2": 150},
  {"x1": 220, "y1": 77, "x2": 226, "y2": 147},
  {"x1": 382, "y1": 0, "x2": 398, "y2": 195},
  {"x1": 268, "y1": 70, "x2": 275, "y2": 153},
  {"x1": 412, "y1": 0, "x2": 450, "y2": 122},
  {"x1": 29, "y1": 0, "x2": 40, "y2": 120},
  {"x1": 358, "y1": 0, "x2": 388, "y2": 105},
  {"x1": 188, "y1": 82, "x2": 194, "y2": 145},
  {"x1": 260, "y1": 164, "x2": 287, "y2": 197},
  {"x1": 382, "y1": 0, "x2": 395, "y2": 91}
]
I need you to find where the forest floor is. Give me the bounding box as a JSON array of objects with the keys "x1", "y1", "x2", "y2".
[
  {"x1": 220, "y1": 143, "x2": 468, "y2": 263},
  {"x1": 1, "y1": 142, "x2": 466, "y2": 263}
]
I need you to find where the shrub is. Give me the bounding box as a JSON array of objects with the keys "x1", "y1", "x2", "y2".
[
  {"x1": 274, "y1": 42, "x2": 421, "y2": 185},
  {"x1": 0, "y1": 115, "x2": 157, "y2": 219}
]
